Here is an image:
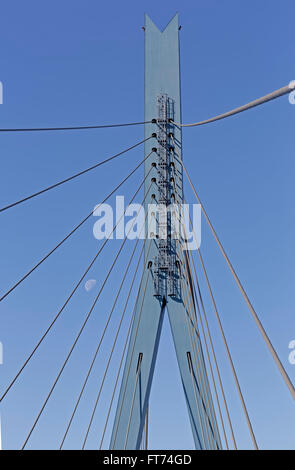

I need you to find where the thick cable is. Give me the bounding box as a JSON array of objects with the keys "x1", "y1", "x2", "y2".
[{"x1": 171, "y1": 83, "x2": 295, "y2": 127}]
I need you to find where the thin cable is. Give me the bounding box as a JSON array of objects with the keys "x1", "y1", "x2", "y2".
[
  {"x1": 82, "y1": 240, "x2": 146, "y2": 450},
  {"x1": 182, "y1": 255, "x2": 219, "y2": 450},
  {"x1": 144, "y1": 405, "x2": 148, "y2": 450},
  {"x1": 0, "y1": 167, "x2": 150, "y2": 403},
  {"x1": 0, "y1": 149, "x2": 154, "y2": 303},
  {"x1": 60, "y1": 189, "x2": 151, "y2": 449},
  {"x1": 0, "y1": 162, "x2": 152, "y2": 402},
  {"x1": 61, "y1": 239, "x2": 144, "y2": 449},
  {"x1": 176, "y1": 240, "x2": 217, "y2": 449},
  {"x1": 170, "y1": 163, "x2": 218, "y2": 449},
  {"x1": 82, "y1": 196, "x2": 153, "y2": 450},
  {"x1": 188, "y1": 250, "x2": 233, "y2": 450},
  {"x1": 170, "y1": 179, "x2": 214, "y2": 449},
  {"x1": 123, "y1": 354, "x2": 143, "y2": 450},
  {"x1": 154, "y1": 167, "x2": 216, "y2": 449},
  {"x1": 21, "y1": 175, "x2": 151, "y2": 449},
  {"x1": 183, "y1": 197, "x2": 236, "y2": 449},
  {"x1": 172, "y1": 147, "x2": 233, "y2": 449},
  {"x1": 99, "y1": 240, "x2": 153, "y2": 450},
  {"x1": 111, "y1": 255, "x2": 155, "y2": 449},
  {"x1": 22, "y1": 175, "x2": 153, "y2": 450},
  {"x1": 197, "y1": 249, "x2": 258, "y2": 449},
  {"x1": 172, "y1": 82, "x2": 295, "y2": 127},
  {"x1": 186, "y1": 251, "x2": 229, "y2": 449},
  {"x1": 81, "y1": 198, "x2": 153, "y2": 449},
  {"x1": 181, "y1": 158, "x2": 295, "y2": 402},
  {"x1": 0, "y1": 136, "x2": 151, "y2": 213},
  {"x1": 172, "y1": 142, "x2": 258, "y2": 448},
  {"x1": 0, "y1": 120, "x2": 152, "y2": 132},
  {"x1": 178, "y1": 195, "x2": 256, "y2": 448},
  {"x1": 173, "y1": 282, "x2": 207, "y2": 449}
]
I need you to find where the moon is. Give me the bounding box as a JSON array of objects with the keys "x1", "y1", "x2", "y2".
[{"x1": 85, "y1": 279, "x2": 97, "y2": 292}]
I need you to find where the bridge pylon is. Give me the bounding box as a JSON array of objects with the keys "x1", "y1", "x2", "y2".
[{"x1": 110, "y1": 14, "x2": 221, "y2": 450}]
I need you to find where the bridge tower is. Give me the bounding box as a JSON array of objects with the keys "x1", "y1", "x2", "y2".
[{"x1": 110, "y1": 14, "x2": 221, "y2": 450}]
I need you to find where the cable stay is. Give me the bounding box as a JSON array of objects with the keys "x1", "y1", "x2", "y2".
[
  {"x1": 184, "y1": 250, "x2": 222, "y2": 449},
  {"x1": 110, "y1": 242, "x2": 156, "y2": 449},
  {"x1": 179, "y1": 242, "x2": 220, "y2": 449},
  {"x1": 172, "y1": 138, "x2": 295, "y2": 402},
  {"x1": 172, "y1": 146, "x2": 258, "y2": 448},
  {"x1": 187, "y1": 248, "x2": 236, "y2": 450},
  {"x1": 20, "y1": 174, "x2": 153, "y2": 449},
  {"x1": 81, "y1": 196, "x2": 153, "y2": 450},
  {"x1": 177, "y1": 269, "x2": 214, "y2": 448},
  {"x1": 171, "y1": 82, "x2": 295, "y2": 127},
  {"x1": 187, "y1": 252, "x2": 231, "y2": 450},
  {"x1": 0, "y1": 165, "x2": 153, "y2": 405},
  {"x1": 123, "y1": 352, "x2": 143, "y2": 450},
  {"x1": 171, "y1": 175, "x2": 218, "y2": 449},
  {"x1": 60, "y1": 190, "x2": 152, "y2": 449},
  {"x1": 173, "y1": 180, "x2": 257, "y2": 448},
  {"x1": 198, "y1": 247, "x2": 258, "y2": 449},
  {"x1": 2, "y1": 13, "x2": 293, "y2": 451},
  {"x1": 172, "y1": 178, "x2": 234, "y2": 449},
  {"x1": 0, "y1": 136, "x2": 151, "y2": 213},
  {"x1": 99, "y1": 239, "x2": 153, "y2": 450},
  {"x1": 62, "y1": 239, "x2": 145, "y2": 449},
  {"x1": 0, "y1": 120, "x2": 152, "y2": 132},
  {"x1": 181, "y1": 196, "x2": 237, "y2": 449},
  {"x1": 172, "y1": 170, "x2": 223, "y2": 449},
  {"x1": 0, "y1": 149, "x2": 154, "y2": 304}
]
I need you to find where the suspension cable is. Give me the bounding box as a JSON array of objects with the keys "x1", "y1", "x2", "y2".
[
  {"x1": 177, "y1": 192, "x2": 257, "y2": 448},
  {"x1": 0, "y1": 149, "x2": 155, "y2": 303},
  {"x1": 171, "y1": 82, "x2": 295, "y2": 127},
  {"x1": 175, "y1": 232, "x2": 218, "y2": 449},
  {"x1": 144, "y1": 405, "x2": 149, "y2": 450},
  {"x1": 186, "y1": 250, "x2": 230, "y2": 449},
  {"x1": 171, "y1": 146, "x2": 235, "y2": 448},
  {"x1": 183, "y1": 197, "x2": 236, "y2": 449},
  {"x1": 21, "y1": 173, "x2": 151, "y2": 449},
  {"x1": 111, "y1": 252, "x2": 155, "y2": 449},
  {"x1": 81, "y1": 240, "x2": 145, "y2": 450},
  {"x1": 170, "y1": 174, "x2": 215, "y2": 449},
  {"x1": 171, "y1": 141, "x2": 258, "y2": 448},
  {"x1": 198, "y1": 248, "x2": 258, "y2": 449},
  {"x1": 60, "y1": 190, "x2": 151, "y2": 449},
  {"x1": 182, "y1": 252, "x2": 220, "y2": 450},
  {"x1": 0, "y1": 120, "x2": 153, "y2": 132},
  {"x1": 172, "y1": 137, "x2": 295, "y2": 402},
  {"x1": 171, "y1": 165, "x2": 221, "y2": 448},
  {"x1": 123, "y1": 353, "x2": 143, "y2": 449},
  {"x1": 0, "y1": 164, "x2": 152, "y2": 404},
  {"x1": 0, "y1": 136, "x2": 151, "y2": 213},
  {"x1": 174, "y1": 276, "x2": 210, "y2": 449},
  {"x1": 99, "y1": 240, "x2": 153, "y2": 450},
  {"x1": 188, "y1": 251, "x2": 234, "y2": 449},
  {"x1": 181, "y1": 159, "x2": 295, "y2": 402}
]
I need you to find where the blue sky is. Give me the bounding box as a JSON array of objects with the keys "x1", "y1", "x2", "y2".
[{"x1": 0, "y1": 0, "x2": 294, "y2": 450}]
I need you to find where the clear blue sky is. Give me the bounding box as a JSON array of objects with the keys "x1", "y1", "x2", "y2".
[{"x1": 0, "y1": 0, "x2": 294, "y2": 450}]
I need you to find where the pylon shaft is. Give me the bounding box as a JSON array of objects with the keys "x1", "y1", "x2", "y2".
[{"x1": 110, "y1": 14, "x2": 221, "y2": 450}]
